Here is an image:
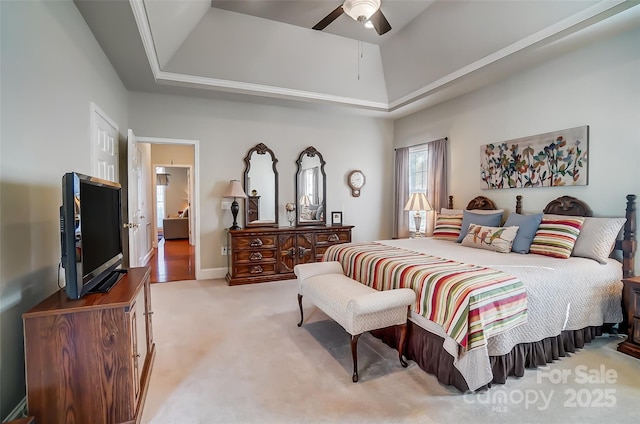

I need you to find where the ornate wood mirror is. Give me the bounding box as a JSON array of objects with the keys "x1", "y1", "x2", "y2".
[
  {"x1": 295, "y1": 146, "x2": 326, "y2": 226},
  {"x1": 243, "y1": 143, "x2": 279, "y2": 228}
]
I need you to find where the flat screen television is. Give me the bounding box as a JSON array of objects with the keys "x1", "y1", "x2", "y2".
[{"x1": 60, "y1": 172, "x2": 126, "y2": 299}]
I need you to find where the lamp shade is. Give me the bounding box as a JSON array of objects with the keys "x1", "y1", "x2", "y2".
[
  {"x1": 403, "y1": 193, "x2": 433, "y2": 212},
  {"x1": 222, "y1": 180, "x2": 247, "y2": 199},
  {"x1": 299, "y1": 195, "x2": 311, "y2": 206},
  {"x1": 343, "y1": 0, "x2": 381, "y2": 21}
]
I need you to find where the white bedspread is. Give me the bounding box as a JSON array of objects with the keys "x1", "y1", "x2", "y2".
[{"x1": 378, "y1": 238, "x2": 623, "y2": 391}]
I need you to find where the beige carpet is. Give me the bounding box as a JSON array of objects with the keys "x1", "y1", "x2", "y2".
[{"x1": 141, "y1": 278, "x2": 640, "y2": 424}]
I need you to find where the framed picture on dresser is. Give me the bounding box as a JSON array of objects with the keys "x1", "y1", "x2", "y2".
[{"x1": 331, "y1": 211, "x2": 342, "y2": 226}]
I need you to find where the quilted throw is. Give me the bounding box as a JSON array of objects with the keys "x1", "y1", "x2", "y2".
[{"x1": 323, "y1": 242, "x2": 528, "y2": 353}]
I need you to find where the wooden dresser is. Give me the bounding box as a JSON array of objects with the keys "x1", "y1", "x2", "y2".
[
  {"x1": 618, "y1": 276, "x2": 640, "y2": 359},
  {"x1": 23, "y1": 267, "x2": 155, "y2": 424},
  {"x1": 226, "y1": 225, "x2": 353, "y2": 285}
]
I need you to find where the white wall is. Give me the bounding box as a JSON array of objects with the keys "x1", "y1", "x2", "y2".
[
  {"x1": 164, "y1": 167, "x2": 189, "y2": 217},
  {"x1": 166, "y1": 7, "x2": 388, "y2": 104},
  {"x1": 151, "y1": 143, "x2": 196, "y2": 167},
  {"x1": 394, "y1": 25, "x2": 640, "y2": 271},
  {"x1": 128, "y1": 92, "x2": 394, "y2": 270},
  {"x1": 0, "y1": 0, "x2": 129, "y2": 416}
]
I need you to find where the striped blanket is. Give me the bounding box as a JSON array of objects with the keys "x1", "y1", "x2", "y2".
[{"x1": 323, "y1": 242, "x2": 528, "y2": 353}]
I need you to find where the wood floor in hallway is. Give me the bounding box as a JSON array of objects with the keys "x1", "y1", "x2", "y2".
[{"x1": 149, "y1": 238, "x2": 195, "y2": 283}]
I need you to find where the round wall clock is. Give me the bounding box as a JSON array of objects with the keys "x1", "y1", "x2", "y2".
[{"x1": 347, "y1": 170, "x2": 366, "y2": 197}]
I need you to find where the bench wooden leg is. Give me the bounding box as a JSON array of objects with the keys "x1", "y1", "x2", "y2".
[
  {"x1": 351, "y1": 333, "x2": 361, "y2": 382},
  {"x1": 297, "y1": 294, "x2": 304, "y2": 327},
  {"x1": 398, "y1": 323, "x2": 408, "y2": 368}
]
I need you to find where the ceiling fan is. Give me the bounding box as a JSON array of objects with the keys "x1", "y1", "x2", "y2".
[{"x1": 312, "y1": 0, "x2": 392, "y2": 36}]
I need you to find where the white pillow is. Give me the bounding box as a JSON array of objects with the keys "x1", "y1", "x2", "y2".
[
  {"x1": 571, "y1": 217, "x2": 626, "y2": 264},
  {"x1": 461, "y1": 224, "x2": 519, "y2": 253},
  {"x1": 441, "y1": 208, "x2": 463, "y2": 215}
]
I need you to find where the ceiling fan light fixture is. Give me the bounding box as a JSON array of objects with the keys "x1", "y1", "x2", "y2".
[
  {"x1": 364, "y1": 20, "x2": 374, "y2": 29},
  {"x1": 343, "y1": 0, "x2": 381, "y2": 22}
]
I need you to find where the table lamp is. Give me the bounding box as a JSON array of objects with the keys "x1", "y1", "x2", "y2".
[
  {"x1": 222, "y1": 179, "x2": 248, "y2": 230},
  {"x1": 403, "y1": 192, "x2": 433, "y2": 237}
]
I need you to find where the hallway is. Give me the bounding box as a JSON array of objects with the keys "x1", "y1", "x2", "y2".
[{"x1": 149, "y1": 238, "x2": 195, "y2": 283}]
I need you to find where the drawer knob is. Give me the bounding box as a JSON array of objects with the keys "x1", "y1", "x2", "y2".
[
  {"x1": 328, "y1": 234, "x2": 340, "y2": 242},
  {"x1": 249, "y1": 252, "x2": 263, "y2": 261},
  {"x1": 298, "y1": 247, "x2": 310, "y2": 259},
  {"x1": 250, "y1": 265, "x2": 263, "y2": 274},
  {"x1": 250, "y1": 238, "x2": 263, "y2": 247}
]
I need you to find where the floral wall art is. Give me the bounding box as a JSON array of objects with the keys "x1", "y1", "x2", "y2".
[{"x1": 480, "y1": 126, "x2": 588, "y2": 189}]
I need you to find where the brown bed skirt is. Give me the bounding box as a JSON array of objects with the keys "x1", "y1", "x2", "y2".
[{"x1": 371, "y1": 321, "x2": 605, "y2": 392}]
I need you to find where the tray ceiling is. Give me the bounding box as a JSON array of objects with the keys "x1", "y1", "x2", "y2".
[{"x1": 75, "y1": 0, "x2": 640, "y2": 117}]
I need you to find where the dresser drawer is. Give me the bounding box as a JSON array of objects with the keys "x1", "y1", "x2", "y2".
[
  {"x1": 234, "y1": 263, "x2": 277, "y2": 277},
  {"x1": 316, "y1": 231, "x2": 350, "y2": 245},
  {"x1": 232, "y1": 235, "x2": 277, "y2": 249},
  {"x1": 316, "y1": 245, "x2": 341, "y2": 258},
  {"x1": 234, "y1": 249, "x2": 277, "y2": 262}
]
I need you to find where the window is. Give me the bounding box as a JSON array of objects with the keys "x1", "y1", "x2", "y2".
[{"x1": 408, "y1": 144, "x2": 429, "y2": 234}]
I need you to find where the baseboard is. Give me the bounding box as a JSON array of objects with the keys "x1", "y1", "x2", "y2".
[
  {"x1": 197, "y1": 267, "x2": 227, "y2": 281},
  {"x1": 141, "y1": 249, "x2": 154, "y2": 267},
  {"x1": 3, "y1": 396, "x2": 27, "y2": 422}
]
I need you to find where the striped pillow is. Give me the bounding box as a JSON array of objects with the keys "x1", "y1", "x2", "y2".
[
  {"x1": 529, "y1": 217, "x2": 585, "y2": 259},
  {"x1": 432, "y1": 214, "x2": 463, "y2": 241}
]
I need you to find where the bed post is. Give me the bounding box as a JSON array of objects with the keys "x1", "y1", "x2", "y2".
[
  {"x1": 515, "y1": 195, "x2": 522, "y2": 215},
  {"x1": 619, "y1": 194, "x2": 637, "y2": 278},
  {"x1": 448, "y1": 195, "x2": 454, "y2": 209}
]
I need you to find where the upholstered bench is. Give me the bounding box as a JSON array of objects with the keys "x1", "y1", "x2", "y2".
[{"x1": 294, "y1": 261, "x2": 416, "y2": 382}]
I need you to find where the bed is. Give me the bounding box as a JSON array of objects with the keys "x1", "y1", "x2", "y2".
[{"x1": 323, "y1": 194, "x2": 637, "y2": 391}]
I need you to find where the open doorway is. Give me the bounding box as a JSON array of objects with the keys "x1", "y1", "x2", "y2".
[
  {"x1": 136, "y1": 139, "x2": 198, "y2": 283},
  {"x1": 154, "y1": 165, "x2": 193, "y2": 245}
]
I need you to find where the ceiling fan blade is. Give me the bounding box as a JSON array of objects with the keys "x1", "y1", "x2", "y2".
[
  {"x1": 370, "y1": 9, "x2": 391, "y2": 35},
  {"x1": 312, "y1": 4, "x2": 344, "y2": 31}
]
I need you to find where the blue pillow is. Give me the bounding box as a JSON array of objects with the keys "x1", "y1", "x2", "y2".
[
  {"x1": 504, "y1": 213, "x2": 543, "y2": 253},
  {"x1": 316, "y1": 203, "x2": 324, "y2": 221},
  {"x1": 456, "y1": 210, "x2": 503, "y2": 242}
]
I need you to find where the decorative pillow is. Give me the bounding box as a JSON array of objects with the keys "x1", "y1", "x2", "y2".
[
  {"x1": 503, "y1": 213, "x2": 543, "y2": 254},
  {"x1": 316, "y1": 204, "x2": 324, "y2": 221},
  {"x1": 440, "y1": 208, "x2": 464, "y2": 215},
  {"x1": 456, "y1": 210, "x2": 504, "y2": 242},
  {"x1": 432, "y1": 214, "x2": 463, "y2": 241},
  {"x1": 529, "y1": 217, "x2": 585, "y2": 259},
  {"x1": 461, "y1": 224, "x2": 519, "y2": 253},
  {"x1": 571, "y1": 217, "x2": 626, "y2": 264}
]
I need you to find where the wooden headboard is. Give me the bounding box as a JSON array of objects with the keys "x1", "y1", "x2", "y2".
[
  {"x1": 447, "y1": 194, "x2": 637, "y2": 277},
  {"x1": 447, "y1": 195, "x2": 497, "y2": 210}
]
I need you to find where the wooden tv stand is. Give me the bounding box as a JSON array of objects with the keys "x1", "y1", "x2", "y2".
[{"x1": 23, "y1": 267, "x2": 155, "y2": 424}]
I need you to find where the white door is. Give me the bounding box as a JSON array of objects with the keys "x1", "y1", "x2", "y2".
[
  {"x1": 91, "y1": 103, "x2": 118, "y2": 182},
  {"x1": 138, "y1": 144, "x2": 153, "y2": 264},
  {"x1": 127, "y1": 129, "x2": 144, "y2": 267}
]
